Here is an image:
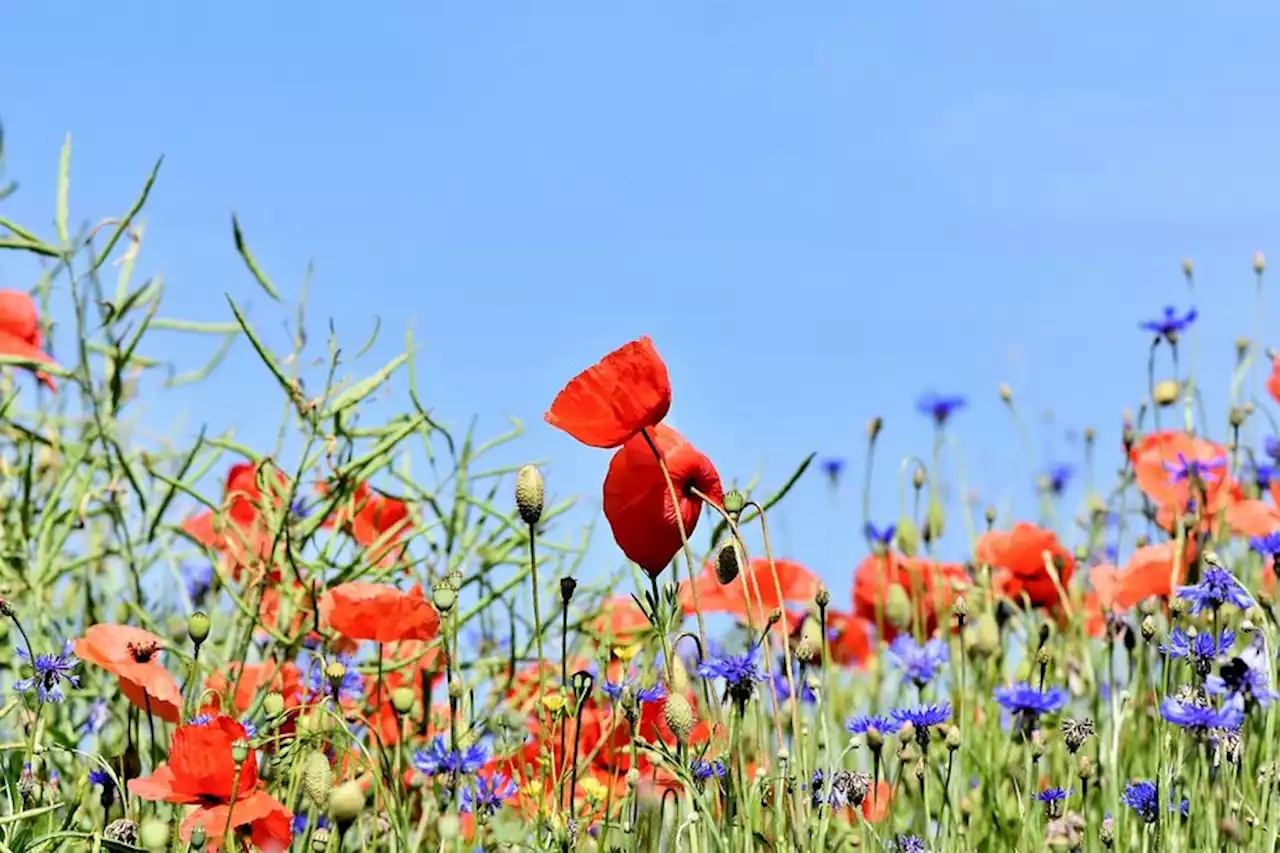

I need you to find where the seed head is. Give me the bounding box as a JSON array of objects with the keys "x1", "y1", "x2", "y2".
[
  {"x1": 104, "y1": 818, "x2": 139, "y2": 845},
  {"x1": 263, "y1": 692, "x2": 285, "y2": 718},
  {"x1": 431, "y1": 581, "x2": 457, "y2": 613},
  {"x1": 231, "y1": 738, "x2": 250, "y2": 765},
  {"x1": 515, "y1": 465, "x2": 545, "y2": 526}
]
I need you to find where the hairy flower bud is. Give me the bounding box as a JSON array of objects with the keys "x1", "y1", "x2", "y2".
[
  {"x1": 303, "y1": 750, "x2": 334, "y2": 808},
  {"x1": 263, "y1": 691, "x2": 285, "y2": 718},
  {"x1": 515, "y1": 465, "x2": 545, "y2": 526},
  {"x1": 715, "y1": 539, "x2": 742, "y2": 586}
]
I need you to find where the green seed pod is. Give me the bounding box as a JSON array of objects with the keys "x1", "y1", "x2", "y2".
[
  {"x1": 329, "y1": 779, "x2": 366, "y2": 825},
  {"x1": 263, "y1": 691, "x2": 285, "y2": 718},
  {"x1": 303, "y1": 750, "x2": 334, "y2": 809},
  {"x1": 187, "y1": 611, "x2": 211, "y2": 645},
  {"x1": 722, "y1": 490, "x2": 746, "y2": 515},
  {"x1": 189, "y1": 824, "x2": 207, "y2": 851},
  {"x1": 138, "y1": 818, "x2": 169, "y2": 851},
  {"x1": 391, "y1": 686, "x2": 415, "y2": 716}
]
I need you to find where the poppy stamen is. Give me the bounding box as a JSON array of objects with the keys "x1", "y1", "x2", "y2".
[{"x1": 127, "y1": 641, "x2": 159, "y2": 663}]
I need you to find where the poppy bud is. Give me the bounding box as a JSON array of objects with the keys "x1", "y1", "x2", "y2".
[
  {"x1": 815, "y1": 587, "x2": 829, "y2": 608},
  {"x1": 515, "y1": 464, "x2": 545, "y2": 526},
  {"x1": 231, "y1": 738, "x2": 250, "y2": 765},
  {"x1": 998, "y1": 383, "x2": 1013, "y2": 403},
  {"x1": 923, "y1": 501, "x2": 945, "y2": 542},
  {"x1": 911, "y1": 466, "x2": 926, "y2": 490},
  {"x1": 138, "y1": 818, "x2": 169, "y2": 852},
  {"x1": 666, "y1": 653, "x2": 689, "y2": 694},
  {"x1": 1256, "y1": 250, "x2": 1267, "y2": 274},
  {"x1": 392, "y1": 686, "x2": 415, "y2": 716},
  {"x1": 189, "y1": 825, "x2": 207, "y2": 851},
  {"x1": 723, "y1": 490, "x2": 745, "y2": 516},
  {"x1": 945, "y1": 726, "x2": 961, "y2": 751},
  {"x1": 431, "y1": 581, "x2": 456, "y2": 613},
  {"x1": 866, "y1": 417, "x2": 883, "y2": 440},
  {"x1": 663, "y1": 692, "x2": 696, "y2": 743},
  {"x1": 885, "y1": 584, "x2": 912, "y2": 631},
  {"x1": 187, "y1": 611, "x2": 211, "y2": 646},
  {"x1": 1152, "y1": 379, "x2": 1180, "y2": 407},
  {"x1": 895, "y1": 515, "x2": 920, "y2": 556},
  {"x1": 715, "y1": 539, "x2": 742, "y2": 585},
  {"x1": 263, "y1": 692, "x2": 285, "y2": 718},
  {"x1": 329, "y1": 779, "x2": 366, "y2": 825},
  {"x1": 968, "y1": 613, "x2": 1000, "y2": 659},
  {"x1": 303, "y1": 750, "x2": 333, "y2": 808},
  {"x1": 560, "y1": 576, "x2": 578, "y2": 604}
]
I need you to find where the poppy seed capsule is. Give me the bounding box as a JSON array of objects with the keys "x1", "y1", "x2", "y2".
[
  {"x1": 391, "y1": 686, "x2": 415, "y2": 716},
  {"x1": 1152, "y1": 380, "x2": 1180, "y2": 407},
  {"x1": 263, "y1": 691, "x2": 285, "y2": 718},
  {"x1": 329, "y1": 779, "x2": 366, "y2": 824},
  {"x1": 715, "y1": 540, "x2": 742, "y2": 585},
  {"x1": 189, "y1": 825, "x2": 207, "y2": 851},
  {"x1": 431, "y1": 581, "x2": 456, "y2": 613},
  {"x1": 187, "y1": 611, "x2": 210, "y2": 645},
  {"x1": 722, "y1": 490, "x2": 745, "y2": 516},
  {"x1": 231, "y1": 738, "x2": 250, "y2": 765},
  {"x1": 663, "y1": 692, "x2": 695, "y2": 743},
  {"x1": 515, "y1": 464, "x2": 544, "y2": 526}
]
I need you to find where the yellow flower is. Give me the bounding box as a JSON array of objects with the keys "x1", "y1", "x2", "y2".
[
  {"x1": 580, "y1": 776, "x2": 608, "y2": 804},
  {"x1": 541, "y1": 692, "x2": 567, "y2": 714},
  {"x1": 613, "y1": 643, "x2": 641, "y2": 662}
]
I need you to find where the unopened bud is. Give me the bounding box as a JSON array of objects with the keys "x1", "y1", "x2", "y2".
[
  {"x1": 138, "y1": 818, "x2": 169, "y2": 851},
  {"x1": 715, "y1": 540, "x2": 742, "y2": 586},
  {"x1": 815, "y1": 587, "x2": 830, "y2": 608},
  {"x1": 722, "y1": 490, "x2": 746, "y2": 515},
  {"x1": 1181, "y1": 258, "x2": 1194, "y2": 278},
  {"x1": 867, "y1": 417, "x2": 883, "y2": 440},
  {"x1": 325, "y1": 662, "x2": 348, "y2": 696},
  {"x1": 1255, "y1": 250, "x2": 1267, "y2": 274},
  {"x1": 559, "y1": 576, "x2": 578, "y2": 604},
  {"x1": 303, "y1": 750, "x2": 333, "y2": 808},
  {"x1": 1141, "y1": 615, "x2": 1157, "y2": 642},
  {"x1": 263, "y1": 692, "x2": 285, "y2": 718},
  {"x1": 912, "y1": 466, "x2": 926, "y2": 490},
  {"x1": 187, "y1": 611, "x2": 211, "y2": 645},
  {"x1": 515, "y1": 465, "x2": 545, "y2": 525},
  {"x1": 391, "y1": 687, "x2": 415, "y2": 716},
  {"x1": 1152, "y1": 380, "x2": 1180, "y2": 407},
  {"x1": 998, "y1": 383, "x2": 1013, "y2": 403},
  {"x1": 329, "y1": 780, "x2": 365, "y2": 825},
  {"x1": 945, "y1": 726, "x2": 961, "y2": 751},
  {"x1": 885, "y1": 584, "x2": 912, "y2": 631},
  {"x1": 662, "y1": 692, "x2": 695, "y2": 743},
  {"x1": 767, "y1": 608, "x2": 782, "y2": 627}
]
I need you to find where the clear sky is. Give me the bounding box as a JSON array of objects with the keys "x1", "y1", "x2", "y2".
[{"x1": 2, "y1": 4, "x2": 1278, "y2": 608}]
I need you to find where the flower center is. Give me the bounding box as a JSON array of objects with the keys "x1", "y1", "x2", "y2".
[{"x1": 127, "y1": 641, "x2": 158, "y2": 663}]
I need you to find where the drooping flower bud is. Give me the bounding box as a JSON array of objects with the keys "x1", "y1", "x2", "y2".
[
  {"x1": 515, "y1": 465, "x2": 545, "y2": 526},
  {"x1": 715, "y1": 539, "x2": 742, "y2": 585}
]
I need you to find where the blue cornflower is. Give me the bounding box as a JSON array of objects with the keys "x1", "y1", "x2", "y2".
[
  {"x1": 1251, "y1": 532, "x2": 1280, "y2": 559},
  {"x1": 890, "y1": 703, "x2": 951, "y2": 746},
  {"x1": 182, "y1": 562, "x2": 214, "y2": 603},
  {"x1": 889, "y1": 836, "x2": 927, "y2": 853},
  {"x1": 88, "y1": 768, "x2": 112, "y2": 787},
  {"x1": 846, "y1": 714, "x2": 902, "y2": 737},
  {"x1": 460, "y1": 773, "x2": 517, "y2": 817},
  {"x1": 886, "y1": 636, "x2": 948, "y2": 688},
  {"x1": 82, "y1": 697, "x2": 109, "y2": 735},
  {"x1": 1036, "y1": 787, "x2": 1071, "y2": 818},
  {"x1": 1160, "y1": 697, "x2": 1244, "y2": 734},
  {"x1": 691, "y1": 758, "x2": 727, "y2": 781},
  {"x1": 412, "y1": 735, "x2": 490, "y2": 777},
  {"x1": 1251, "y1": 462, "x2": 1275, "y2": 491},
  {"x1": 822, "y1": 458, "x2": 846, "y2": 483},
  {"x1": 1041, "y1": 463, "x2": 1073, "y2": 495},
  {"x1": 1140, "y1": 305, "x2": 1198, "y2": 340},
  {"x1": 290, "y1": 498, "x2": 310, "y2": 520},
  {"x1": 697, "y1": 644, "x2": 764, "y2": 707},
  {"x1": 1176, "y1": 567, "x2": 1252, "y2": 615},
  {"x1": 305, "y1": 654, "x2": 365, "y2": 703},
  {"x1": 1121, "y1": 780, "x2": 1159, "y2": 823},
  {"x1": 1164, "y1": 453, "x2": 1227, "y2": 485},
  {"x1": 1267, "y1": 436, "x2": 1280, "y2": 463},
  {"x1": 291, "y1": 814, "x2": 330, "y2": 835},
  {"x1": 1206, "y1": 658, "x2": 1280, "y2": 710},
  {"x1": 14, "y1": 640, "x2": 79, "y2": 704},
  {"x1": 188, "y1": 714, "x2": 213, "y2": 726},
  {"x1": 240, "y1": 718, "x2": 258, "y2": 739},
  {"x1": 917, "y1": 391, "x2": 967, "y2": 426},
  {"x1": 1161, "y1": 628, "x2": 1234, "y2": 676},
  {"x1": 601, "y1": 673, "x2": 666, "y2": 705},
  {"x1": 993, "y1": 683, "x2": 1068, "y2": 731},
  {"x1": 864, "y1": 522, "x2": 897, "y2": 549}
]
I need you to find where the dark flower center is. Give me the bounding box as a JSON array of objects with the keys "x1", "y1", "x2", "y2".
[{"x1": 127, "y1": 641, "x2": 158, "y2": 663}]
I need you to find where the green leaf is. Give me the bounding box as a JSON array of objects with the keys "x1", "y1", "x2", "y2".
[
  {"x1": 225, "y1": 295, "x2": 295, "y2": 398},
  {"x1": 231, "y1": 214, "x2": 282, "y2": 302},
  {"x1": 323, "y1": 351, "x2": 412, "y2": 418},
  {"x1": 151, "y1": 317, "x2": 241, "y2": 334},
  {"x1": 91, "y1": 155, "x2": 163, "y2": 274},
  {"x1": 55, "y1": 133, "x2": 70, "y2": 246},
  {"x1": 0, "y1": 237, "x2": 59, "y2": 257}
]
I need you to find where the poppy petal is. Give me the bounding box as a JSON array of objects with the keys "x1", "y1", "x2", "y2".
[{"x1": 546, "y1": 337, "x2": 672, "y2": 448}]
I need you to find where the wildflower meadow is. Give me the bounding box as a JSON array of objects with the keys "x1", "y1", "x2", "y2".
[{"x1": 2, "y1": 133, "x2": 1280, "y2": 853}]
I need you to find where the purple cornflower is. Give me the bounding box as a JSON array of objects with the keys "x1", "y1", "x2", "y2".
[
  {"x1": 88, "y1": 768, "x2": 112, "y2": 787},
  {"x1": 14, "y1": 640, "x2": 79, "y2": 704},
  {"x1": 1267, "y1": 436, "x2": 1280, "y2": 463},
  {"x1": 1176, "y1": 567, "x2": 1252, "y2": 615},
  {"x1": 1251, "y1": 532, "x2": 1280, "y2": 559},
  {"x1": 1164, "y1": 453, "x2": 1227, "y2": 485},
  {"x1": 886, "y1": 636, "x2": 949, "y2": 688},
  {"x1": 412, "y1": 735, "x2": 489, "y2": 777},
  {"x1": 1160, "y1": 697, "x2": 1243, "y2": 734},
  {"x1": 182, "y1": 562, "x2": 214, "y2": 603},
  {"x1": 1122, "y1": 780, "x2": 1159, "y2": 823},
  {"x1": 846, "y1": 714, "x2": 902, "y2": 737},
  {"x1": 864, "y1": 522, "x2": 897, "y2": 550},
  {"x1": 1250, "y1": 462, "x2": 1275, "y2": 491},
  {"x1": 601, "y1": 673, "x2": 666, "y2": 705},
  {"x1": 460, "y1": 773, "x2": 517, "y2": 817},
  {"x1": 697, "y1": 644, "x2": 764, "y2": 708},
  {"x1": 890, "y1": 703, "x2": 951, "y2": 747},
  {"x1": 291, "y1": 814, "x2": 330, "y2": 835},
  {"x1": 917, "y1": 391, "x2": 967, "y2": 426},
  {"x1": 1140, "y1": 305, "x2": 1198, "y2": 341},
  {"x1": 822, "y1": 458, "x2": 846, "y2": 483},
  {"x1": 1161, "y1": 628, "x2": 1234, "y2": 677},
  {"x1": 1041, "y1": 463, "x2": 1073, "y2": 495},
  {"x1": 240, "y1": 718, "x2": 258, "y2": 739},
  {"x1": 889, "y1": 836, "x2": 927, "y2": 853},
  {"x1": 188, "y1": 714, "x2": 213, "y2": 726},
  {"x1": 1206, "y1": 657, "x2": 1280, "y2": 711},
  {"x1": 691, "y1": 758, "x2": 727, "y2": 781},
  {"x1": 993, "y1": 683, "x2": 1068, "y2": 731}
]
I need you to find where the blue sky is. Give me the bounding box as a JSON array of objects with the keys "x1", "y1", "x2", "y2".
[{"x1": 2, "y1": 4, "x2": 1278, "y2": 608}]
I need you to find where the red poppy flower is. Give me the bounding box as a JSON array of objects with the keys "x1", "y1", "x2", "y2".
[
  {"x1": 182, "y1": 462, "x2": 290, "y2": 579},
  {"x1": 319, "y1": 582, "x2": 440, "y2": 645},
  {"x1": 975, "y1": 523, "x2": 1075, "y2": 610},
  {"x1": 129, "y1": 716, "x2": 292, "y2": 851},
  {"x1": 1227, "y1": 498, "x2": 1280, "y2": 537},
  {"x1": 818, "y1": 609, "x2": 875, "y2": 668},
  {"x1": 0, "y1": 290, "x2": 57, "y2": 390},
  {"x1": 1268, "y1": 355, "x2": 1280, "y2": 407},
  {"x1": 545, "y1": 337, "x2": 672, "y2": 449},
  {"x1": 680, "y1": 557, "x2": 822, "y2": 624},
  {"x1": 602, "y1": 424, "x2": 723, "y2": 578},
  {"x1": 319, "y1": 480, "x2": 412, "y2": 566},
  {"x1": 75, "y1": 625, "x2": 183, "y2": 723},
  {"x1": 205, "y1": 659, "x2": 304, "y2": 715},
  {"x1": 852, "y1": 554, "x2": 969, "y2": 642}
]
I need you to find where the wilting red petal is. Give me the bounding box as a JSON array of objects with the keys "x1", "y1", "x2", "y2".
[
  {"x1": 602, "y1": 425, "x2": 722, "y2": 578},
  {"x1": 545, "y1": 337, "x2": 672, "y2": 448}
]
